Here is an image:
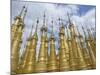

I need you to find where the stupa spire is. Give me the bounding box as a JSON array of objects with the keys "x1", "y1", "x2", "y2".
[
  {"x1": 51, "y1": 20, "x2": 54, "y2": 34},
  {"x1": 59, "y1": 18, "x2": 70, "y2": 71},
  {"x1": 43, "y1": 11, "x2": 46, "y2": 26},
  {"x1": 19, "y1": 6, "x2": 25, "y2": 17},
  {"x1": 67, "y1": 13, "x2": 72, "y2": 27},
  {"x1": 82, "y1": 26, "x2": 96, "y2": 69},
  {"x1": 41, "y1": 12, "x2": 47, "y2": 35},
  {"x1": 76, "y1": 26, "x2": 92, "y2": 69},
  {"x1": 36, "y1": 12, "x2": 48, "y2": 72},
  {"x1": 22, "y1": 8, "x2": 27, "y2": 21},
  {"x1": 48, "y1": 20, "x2": 58, "y2": 72},
  {"x1": 35, "y1": 18, "x2": 39, "y2": 33},
  {"x1": 16, "y1": 20, "x2": 39, "y2": 74},
  {"x1": 86, "y1": 27, "x2": 96, "y2": 58},
  {"x1": 11, "y1": 6, "x2": 26, "y2": 74},
  {"x1": 29, "y1": 25, "x2": 34, "y2": 38}
]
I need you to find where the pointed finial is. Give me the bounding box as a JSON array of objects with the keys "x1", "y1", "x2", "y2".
[
  {"x1": 91, "y1": 28, "x2": 95, "y2": 34},
  {"x1": 51, "y1": 20, "x2": 54, "y2": 34},
  {"x1": 91, "y1": 28, "x2": 94, "y2": 31},
  {"x1": 82, "y1": 26, "x2": 86, "y2": 34},
  {"x1": 76, "y1": 26, "x2": 79, "y2": 31},
  {"x1": 43, "y1": 11, "x2": 46, "y2": 26},
  {"x1": 76, "y1": 26, "x2": 81, "y2": 37},
  {"x1": 87, "y1": 28, "x2": 90, "y2": 32},
  {"x1": 66, "y1": 27, "x2": 69, "y2": 39},
  {"x1": 82, "y1": 26, "x2": 84, "y2": 30},
  {"x1": 85, "y1": 25, "x2": 90, "y2": 34},
  {"x1": 41, "y1": 11, "x2": 47, "y2": 32},
  {"x1": 44, "y1": 11, "x2": 46, "y2": 18},
  {"x1": 58, "y1": 17, "x2": 61, "y2": 21},
  {"x1": 61, "y1": 22, "x2": 64, "y2": 27},
  {"x1": 37, "y1": 18, "x2": 39, "y2": 24},
  {"x1": 50, "y1": 20, "x2": 55, "y2": 39},
  {"x1": 67, "y1": 13, "x2": 72, "y2": 25},
  {"x1": 35, "y1": 18, "x2": 39, "y2": 33},
  {"x1": 82, "y1": 26, "x2": 87, "y2": 39},
  {"x1": 58, "y1": 17, "x2": 61, "y2": 26},
  {"x1": 19, "y1": 6, "x2": 25, "y2": 17},
  {"x1": 29, "y1": 25, "x2": 34, "y2": 37},
  {"x1": 22, "y1": 8, "x2": 27, "y2": 21},
  {"x1": 82, "y1": 26, "x2": 85, "y2": 31}
]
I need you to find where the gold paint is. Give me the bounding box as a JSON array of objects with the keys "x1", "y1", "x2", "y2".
[
  {"x1": 11, "y1": 6, "x2": 26, "y2": 74},
  {"x1": 82, "y1": 27, "x2": 96, "y2": 69},
  {"x1": 79, "y1": 36, "x2": 92, "y2": 69},
  {"x1": 48, "y1": 35, "x2": 58, "y2": 72},
  {"x1": 87, "y1": 29, "x2": 96, "y2": 57},
  {"x1": 35, "y1": 35, "x2": 47, "y2": 72},
  {"x1": 86, "y1": 40, "x2": 96, "y2": 69},
  {"x1": 68, "y1": 26, "x2": 79, "y2": 70},
  {"x1": 59, "y1": 26, "x2": 70, "y2": 71},
  {"x1": 11, "y1": 19, "x2": 24, "y2": 74},
  {"x1": 11, "y1": 9, "x2": 96, "y2": 74}
]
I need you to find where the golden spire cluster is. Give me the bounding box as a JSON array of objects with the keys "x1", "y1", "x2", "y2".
[{"x1": 11, "y1": 6, "x2": 96, "y2": 74}]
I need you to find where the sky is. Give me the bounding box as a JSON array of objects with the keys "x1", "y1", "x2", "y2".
[{"x1": 11, "y1": 0, "x2": 96, "y2": 57}]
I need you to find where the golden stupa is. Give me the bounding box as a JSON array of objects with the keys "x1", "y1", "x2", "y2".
[{"x1": 11, "y1": 6, "x2": 96, "y2": 74}]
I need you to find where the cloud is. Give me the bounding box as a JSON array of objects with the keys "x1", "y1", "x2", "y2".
[
  {"x1": 71, "y1": 8, "x2": 96, "y2": 36},
  {"x1": 11, "y1": 0, "x2": 96, "y2": 56}
]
